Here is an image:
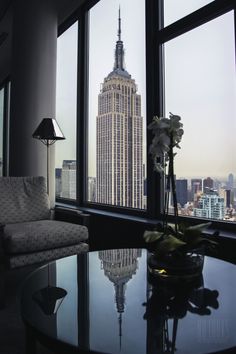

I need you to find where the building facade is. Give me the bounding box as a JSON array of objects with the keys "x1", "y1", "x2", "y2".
[
  {"x1": 61, "y1": 160, "x2": 76, "y2": 199},
  {"x1": 191, "y1": 178, "x2": 202, "y2": 202},
  {"x1": 176, "y1": 179, "x2": 188, "y2": 207},
  {"x1": 203, "y1": 177, "x2": 214, "y2": 193},
  {"x1": 193, "y1": 191, "x2": 225, "y2": 220},
  {"x1": 96, "y1": 10, "x2": 143, "y2": 209}
]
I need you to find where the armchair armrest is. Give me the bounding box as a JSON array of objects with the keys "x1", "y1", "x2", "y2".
[{"x1": 54, "y1": 206, "x2": 90, "y2": 229}]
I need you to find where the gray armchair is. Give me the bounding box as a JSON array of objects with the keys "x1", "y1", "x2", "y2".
[{"x1": 0, "y1": 176, "x2": 89, "y2": 269}]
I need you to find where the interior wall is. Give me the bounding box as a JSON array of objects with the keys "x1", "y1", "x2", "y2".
[
  {"x1": 0, "y1": 6, "x2": 12, "y2": 84},
  {"x1": 8, "y1": 0, "x2": 58, "y2": 203}
]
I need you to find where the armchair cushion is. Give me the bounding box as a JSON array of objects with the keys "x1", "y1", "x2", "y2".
[
  {"x1": 8, "y1": 243, "x2": 89, "y2": 269},
  {"x1": 0, "y1": 176, "x2": 50, "y2": 224},
  {"x1": 3, "y1": 220, "x2": 88, "y2": 254}
]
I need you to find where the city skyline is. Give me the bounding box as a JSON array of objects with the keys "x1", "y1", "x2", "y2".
[{"x1": 56, "y1": 158, "x2": 236, "y2": 221}]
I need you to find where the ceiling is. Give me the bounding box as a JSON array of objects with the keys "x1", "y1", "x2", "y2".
[{"x1": 0, "y1": 0, "x2": 86, "y2": 83}]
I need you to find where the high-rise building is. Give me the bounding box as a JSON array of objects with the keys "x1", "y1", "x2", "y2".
[
  {"x1": 225, "y1": 189, "x2": 231, "y2": 208},
  {"x1": 193, "y1": 190, "x2": 225, "y2": 220},
  {"x1": 55, "y1": 168, "x2": 62, "y2": 197},
  {"x1": 203, "y1": 177, "x2": 214, "y2": 193},
  {"x1": 88, "y1": 177, "x2": 96, "y2": 202},
  {"x1": 191, "y1": 178, "x2": 202, "y2": 201},
  {"x1": 228, "y1": 173, "x2": 234, "y2": 190},
  {"x1": 96, "y1": 10, "x2": 143, "y2": 209},
  {"x1": 219, "y1": 188, "x2": 234, "y2": 208},
  {"x1": 61, "y1": 160, "x2": 76, "y2": 199},
  {"x1": 176, "y1": 179, "x2": 188, "y2": 207}
]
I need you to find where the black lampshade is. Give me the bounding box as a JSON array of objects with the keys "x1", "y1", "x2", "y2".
[
  {"x1": 32, "y1": 118, "x2": 65, "y2": 143},
  {"x1": 33, "y1": 286, "x2": 67, "y2": 315}
]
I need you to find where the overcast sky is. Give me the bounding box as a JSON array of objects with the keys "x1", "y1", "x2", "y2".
[
  {"x1": 55, "y1": 0, "x2": 236, "y2": 181},
  {"x1": 165, "y1": 10, "x2": 236, "y2": 179}
]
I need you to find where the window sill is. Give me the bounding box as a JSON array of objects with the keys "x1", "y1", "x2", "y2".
[
  {"x1": 55, "y1": 202, "x2": 160, "y2": 225},
  {"x1": 55, "y1": 202, "x2": 236, "y2": 240}
]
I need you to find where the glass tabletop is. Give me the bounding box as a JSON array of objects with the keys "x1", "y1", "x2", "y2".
[{"x1": 20, "y1": 249, "x2": 236, "y2": 354}]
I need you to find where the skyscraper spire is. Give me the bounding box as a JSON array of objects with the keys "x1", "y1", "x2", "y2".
[
  {"x1": 118, "y1": 6, "x2": 121, "y2": 41},
  {"x1": 114, "y1": 7, "x2": 125, "y2": 71}
]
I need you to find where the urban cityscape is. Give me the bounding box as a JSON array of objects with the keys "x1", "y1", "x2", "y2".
[
  {"x1": 56, "y1": 160, "x2": 236, "y2": 222},
  {"x1": 55, "y1": 9, "x2": 236, "y2": 223}
]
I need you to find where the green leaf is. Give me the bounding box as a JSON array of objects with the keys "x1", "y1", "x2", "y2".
[
  {"x1": 143, "y1": 230, "x2": 163, "y2": 243},
  {"x1": 156, "y1": 234, "x2": 186, "y2": 255},
  {"x1": 184, "y1": 222, "x2": 211, "y2": 243},
  {"x1": 186, "y1": 222, "x2": 212, "y2": 232}
]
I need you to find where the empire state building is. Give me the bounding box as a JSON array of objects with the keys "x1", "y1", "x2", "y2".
[{"x1": 96, "y1": 9, "x2": 143, "y2": 208}]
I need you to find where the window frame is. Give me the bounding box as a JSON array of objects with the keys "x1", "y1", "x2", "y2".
[
  {"x1": 0, "y1": 78, "x2": 10, "y2": 176},
  {"x1": 157, "y1": 0, "x2": 236, "y2": 232},
  {"x1": 56, "y1": 0, "x2": 236, "y2": 232}
]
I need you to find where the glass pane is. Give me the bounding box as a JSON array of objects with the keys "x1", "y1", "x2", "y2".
[
  {"x1": 55, "y1": 22, "x2": 78, "y2": 199},
  {"x1": 87, "y1": 0, "x2": 146, "y2": 209},
  {"x1": 164, "y1": 11, "x2": 236, "y2": 222},
  {"x1": 0, "y1": 88, "x2": 4, "y2": 176},
  {"x1": 164, "y1": 0, "x2": 214, "y2": 27}
]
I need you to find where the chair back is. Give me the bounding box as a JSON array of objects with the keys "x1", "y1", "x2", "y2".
[{"x1": 0, "y1": 176, "x2": 50, "y2": 224}]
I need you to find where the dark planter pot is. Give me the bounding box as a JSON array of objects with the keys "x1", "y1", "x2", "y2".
[{"x1": 147, "y1": 252, "x2": 204, "y2": 284}]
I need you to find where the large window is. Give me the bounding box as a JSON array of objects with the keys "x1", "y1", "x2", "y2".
[
  {"x1": 163, "y1": 9, "x2": 236, "y2": 222},
  {"x1": 87, "y1": 0, "x2": 146, "y2": 210},
  {"x1": 56, "y1": 0, "x2": 236, "y2": 228},
  {"x1": 55, "y1": 21, "x2": 78, "y2": 200}
]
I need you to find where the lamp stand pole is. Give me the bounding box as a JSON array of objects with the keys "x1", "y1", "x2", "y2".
[{"x1": 46, "y1": 140, "x2": 49, "y2": 195}]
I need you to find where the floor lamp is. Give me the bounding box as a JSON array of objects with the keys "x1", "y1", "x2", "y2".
[{"x1": 32, "y1": 118, "x2": 65, "y2": 194}]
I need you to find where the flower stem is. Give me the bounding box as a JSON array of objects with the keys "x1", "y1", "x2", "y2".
[{"x1": 169, "y1": 134, "x2": 178, "y2": 233}]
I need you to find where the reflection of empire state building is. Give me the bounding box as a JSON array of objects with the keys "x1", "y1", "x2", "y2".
[
  {"x1": 99, "y1": 249, "x2": 142, "y2": 346},
  {"x1": 96, "y1": 9, "x2": 143, "y2": 208}
]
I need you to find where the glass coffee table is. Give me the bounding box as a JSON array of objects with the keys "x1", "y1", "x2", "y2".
[{"x1": 20, "y1": 249, "x2": 236, "y2": 354}]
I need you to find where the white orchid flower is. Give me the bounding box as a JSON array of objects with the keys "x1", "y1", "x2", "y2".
[{"x1": 148, "y1": 113, "x2": 184, "y2": 173}]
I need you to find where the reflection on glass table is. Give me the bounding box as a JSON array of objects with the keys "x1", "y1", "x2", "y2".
[
  {"x1": 20, "y1": 249, "x2": 236, "y2": 354},
  {"x1": 144, "y1": 274, "x2": 219, "y2": 354},
  {"x1": 32, "y1": 263, "x2": 67, "y2": 316}
]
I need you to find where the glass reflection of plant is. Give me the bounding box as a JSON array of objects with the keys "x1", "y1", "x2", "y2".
[{"x1": 143, "y1": 278, "x2": 219, "y2": 354}]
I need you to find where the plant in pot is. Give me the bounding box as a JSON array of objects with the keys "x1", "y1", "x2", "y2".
[{"x1": 144, "y1": 113, "x2": 217, "y2": 282}]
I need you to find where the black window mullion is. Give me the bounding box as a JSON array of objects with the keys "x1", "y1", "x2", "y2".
[
  {"x1": 77, "y1": 12, "x2": 86, "y2": 205},
  {"x1": 234, "y1": 9, "x2": 236, "y2": 66},
  {"x1": 158, "y1": 0, "x2": 235, "y2": 44},
  {"x1": 146, "y1": 0, "x2": 164, "y2": 219},
  {"x1": 3, "y1": 80, "x2": 10, "y2": 176}
]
